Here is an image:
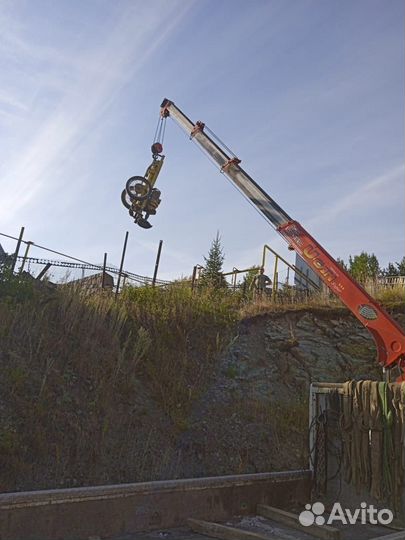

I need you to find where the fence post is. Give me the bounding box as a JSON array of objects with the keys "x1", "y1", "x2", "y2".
[
  {"x1": 191, "y1": 265, "x2": 197, "y2": 291},
  {"x1": 101, "y1": 253, "x2": 107, "y2": 289},
  {"x1": 11, "y1": 226, "x2": 25, "y2": 274},
  {"x1": 232, "y1": 268, "x2": 238, "y2": 290},
  {"x1": 272, "y1": 256, "x2": 278, "y2": 302},
  {"x1": 36, "y1": 263, "x2": 52, "y2": 281},
  {"x1": 19, "y1": 240, "x2": 33, "y2": 274},
  {"x1": 152, "y1": 240, "x2": 163, "y2": 287},
  {"x1": 115, "y1": 231, "x2": 129, "y2": 298}
]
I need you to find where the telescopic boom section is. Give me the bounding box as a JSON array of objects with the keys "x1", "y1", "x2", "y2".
[
  {"x1": 160, "y1": 98, "x2": 405, "y2": 374},
  {"x1": 160, "y1": 99, "x2": 291, "y2": 228}
]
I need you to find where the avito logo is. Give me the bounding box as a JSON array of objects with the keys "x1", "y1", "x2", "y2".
[{"x1": 299, "y1": 502, "x2": 393, "y2": 527}]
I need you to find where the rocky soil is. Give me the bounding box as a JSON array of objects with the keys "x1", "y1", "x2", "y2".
[{"x1": 170, "y1": 306, "x2": 403, "y2": 477}]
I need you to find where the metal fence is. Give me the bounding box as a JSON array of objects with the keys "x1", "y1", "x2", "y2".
[{"x1": 0, "y1": 229, "x2": 171, "y2": 293}]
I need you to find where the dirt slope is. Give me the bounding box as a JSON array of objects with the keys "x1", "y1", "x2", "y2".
[
  {"x1": 1, "y1": 296, "x2": 403, "y2": 492},
  {"x1": 170, "y1": 306, "x2": 404, "y2": 477}
]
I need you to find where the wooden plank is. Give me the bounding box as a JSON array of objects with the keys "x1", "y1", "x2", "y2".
[
  {"x1": 368, "y1": 531, "x2": 405, "y2": 540},
  {"x1": 257, "y1": 504, "x2": 341, "y2": 540},
  {"x1": 187, "y1": 518, "x2": 281, "y2": 540}
]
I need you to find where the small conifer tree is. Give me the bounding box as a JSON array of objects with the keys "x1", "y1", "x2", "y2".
[{"x1": 200, "y1": 232, "x2": 227, "y2": 289}]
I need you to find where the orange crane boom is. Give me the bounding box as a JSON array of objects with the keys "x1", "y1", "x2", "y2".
[{"x1": 160, "y1": 98, "x2": 405, "y2": 377}]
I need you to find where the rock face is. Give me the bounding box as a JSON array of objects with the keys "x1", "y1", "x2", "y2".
[{"x1": 172, "y1": 307, "x2": 404, "y2": 478}]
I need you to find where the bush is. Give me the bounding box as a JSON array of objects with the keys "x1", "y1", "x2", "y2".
[{"x1": 0, "y1": 268, "x2": 35, "y2": 302}]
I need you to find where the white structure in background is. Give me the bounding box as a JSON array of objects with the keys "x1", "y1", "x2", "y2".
[
  {"x1": 294, "y1": 253, "x2": 405, "y2": 292},
  {"x1": 294, "y1": 254, "x2": 322, "y2": 291}
]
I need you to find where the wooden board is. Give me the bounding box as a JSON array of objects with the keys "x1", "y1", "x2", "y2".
[
  {"x1": 256, "y1": 504, "x2": 341, "y2": 540},
  {"x1": 187, "y1": 518, "x2": 282, "y2": 540}
]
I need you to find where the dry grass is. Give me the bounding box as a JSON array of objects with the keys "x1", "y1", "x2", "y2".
[
  {"x1": 373, "y1": 284, "x2": 405, "y2": 305},
  {"x1": 0, "y1": 275, "x2": 238, "y2": 490},
  {"x1": 239, "y1": 292, "x2": 341, "y2": 319},
  {"x1": 239, "y1": 283, "x2": 404, "y2": 319}
]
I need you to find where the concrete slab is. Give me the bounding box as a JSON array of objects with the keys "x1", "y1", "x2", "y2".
[{"x1": 0, "y1": 470, "x2": 311, "y2": 540}]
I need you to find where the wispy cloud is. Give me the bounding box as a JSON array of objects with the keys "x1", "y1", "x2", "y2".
[
  {"x1": 0, "y1": 1, "x2": 402, "y2": 279},
  {"x1": 306, "y1": 165, "x2": 404, "y2": 229},
  {"x1": 0, "y1": 1, "x2": 193, "y2": 226}
]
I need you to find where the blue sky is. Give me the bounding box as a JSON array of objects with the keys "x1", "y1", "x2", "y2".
[{"x1": 0, "y1": 0, "x2": 403, "y2": 282}]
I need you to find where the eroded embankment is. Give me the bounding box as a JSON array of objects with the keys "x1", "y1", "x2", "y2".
[
  {"x1": 0, "y1": 283, "x2": 403, "y2": 492},
  {"x1": 173, "y1": 306, "x2": 405, "y2": 477}
]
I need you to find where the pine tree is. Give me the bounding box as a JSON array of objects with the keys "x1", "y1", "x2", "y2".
[
  {"x1": 381, "y1": 262, "x2": 399, "y2": 277},
  {"x1": 397, "y1": 256, "x2": 405, "y2": 275},
  {"x1": 200, "y1": 232, "x2": 227, "y2": 289},
  {"x1": 382, "y1": 257, "x2": 405, "y2": 276},
  {"x1": 243, "y1": 265, "x2": 260, "y2": 289}
]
